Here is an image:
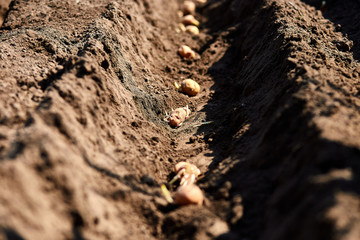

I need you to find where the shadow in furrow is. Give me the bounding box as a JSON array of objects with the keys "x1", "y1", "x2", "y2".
[{"x1": 194, "y1": 0, "x2": 360, "y2": 239}]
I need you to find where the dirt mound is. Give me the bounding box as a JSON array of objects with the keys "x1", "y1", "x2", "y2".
[{"x1": 0, "y1": 0, "x2": 359, "y2": 239}]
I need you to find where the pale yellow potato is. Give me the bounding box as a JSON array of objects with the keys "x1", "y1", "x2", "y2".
[
  {"x1": 179, "y1": 23, "x2": 186, "y2": 32},
  {"x1": 182, "y1": 1, "x2": 196, "y2": 15},
  {"x1": 185, "y1": 25, "x2": 199, "y2": 35},
  {"x1": 181, "y1": 15, "x2": 200, "y2": 26},
  {"x1": 180, "y1": 79, "x2": 200, "y2": 96}
]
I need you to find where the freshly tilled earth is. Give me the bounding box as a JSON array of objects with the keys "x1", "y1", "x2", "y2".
[{"x1": 0, "y1": 0, "x2": 359, "y2": 239}]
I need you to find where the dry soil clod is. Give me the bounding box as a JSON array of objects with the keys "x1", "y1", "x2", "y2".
[
  {"x1": 164, "y1": 106, "x2": 191, "y2": 127},
  {"x1": 175, "y1": 79, "x2": 201, "y2": 96},
  {"x1": 178, "y1": 45, "x2": 196, "y2": 59}
]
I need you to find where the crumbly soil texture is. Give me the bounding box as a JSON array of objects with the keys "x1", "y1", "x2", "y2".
[{"x1": 0, "y1": 0, "x2": 360, "y2": 239}]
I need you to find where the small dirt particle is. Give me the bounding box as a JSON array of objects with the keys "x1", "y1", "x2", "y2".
[
  {"x1": 230, "y1": 205, "x2": 244, "y2": 224},
  {"x1": 335, "y1": 24, "x2": 342, "y2": 32},
  {"x1": 141, "y1": 175, "x2": 157, "y2": 186},
  {"x1": 189, "y1": 136, "x2": 197, "y2": 143},
  {"x1": 333, "y1": 40, "x2": 353, "y2": 52},
  {"x1": 232, "y1": 194, "x2": 242, "y2": 204},
  {"x1": 131, "y1": 121, "x2": 141, "y2": 128},
  {"x1": 165, "y1": 65, "x2": 171, "y2": 73},
  {"x1": 151, "y1": 136, "x2": 159, "y2": 143}
]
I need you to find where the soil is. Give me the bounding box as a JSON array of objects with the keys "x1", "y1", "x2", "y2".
[{"x1": 0, "y1": 0, "x2": 360, "y2": 239}]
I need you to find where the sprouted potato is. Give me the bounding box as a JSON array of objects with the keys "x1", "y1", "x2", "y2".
[
  {"x1": 164, "y1": 105, "x2": 191, "y2": 127},
  {"x1": 178, "y1": 45, "x2": 196, "y2": 59},
  {"x1": 175, "y1": 79, "x2": 200, "y2": 96},
  {"x1": 181, "y1": 15, "x2": 200, "y2": 26}
]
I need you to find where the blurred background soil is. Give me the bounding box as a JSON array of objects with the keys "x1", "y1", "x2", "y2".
[
  {"x1": 0, "y1": 0, "x2": 359, "y2": 239},
  {"x1": 0, "y1": 0, "x2": 11, "y2": 25}
]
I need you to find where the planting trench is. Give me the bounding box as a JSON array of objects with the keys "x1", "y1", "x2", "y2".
[{"x1": 0, "y1": 0, "x2": 360, "y2": 239}]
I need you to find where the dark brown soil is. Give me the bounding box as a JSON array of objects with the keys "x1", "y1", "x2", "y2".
[{"x1": 0, "y1": 0, "x2": 359, "y2": 239}]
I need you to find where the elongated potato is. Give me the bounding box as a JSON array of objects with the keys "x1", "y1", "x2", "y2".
[
  {"x1": 181, "y1": 15, "x2": 199, "y2": 26},
  {"x1": 176, "y1": 79, "x2": 200, "y2": 96}
]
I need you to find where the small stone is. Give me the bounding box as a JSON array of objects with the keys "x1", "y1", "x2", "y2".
[
  {"x1": 207, "y1": 219, "x2": 229, "y2": 237},
  {"x1": 232, "y1": 194, "x2": 242, "y2": 204},
  {"x1": 335, "y1": 24, "x2": 342, "y2": 32},
  {"x1": 230, "y1": 205, "x2": 244, "y2": 224}
]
